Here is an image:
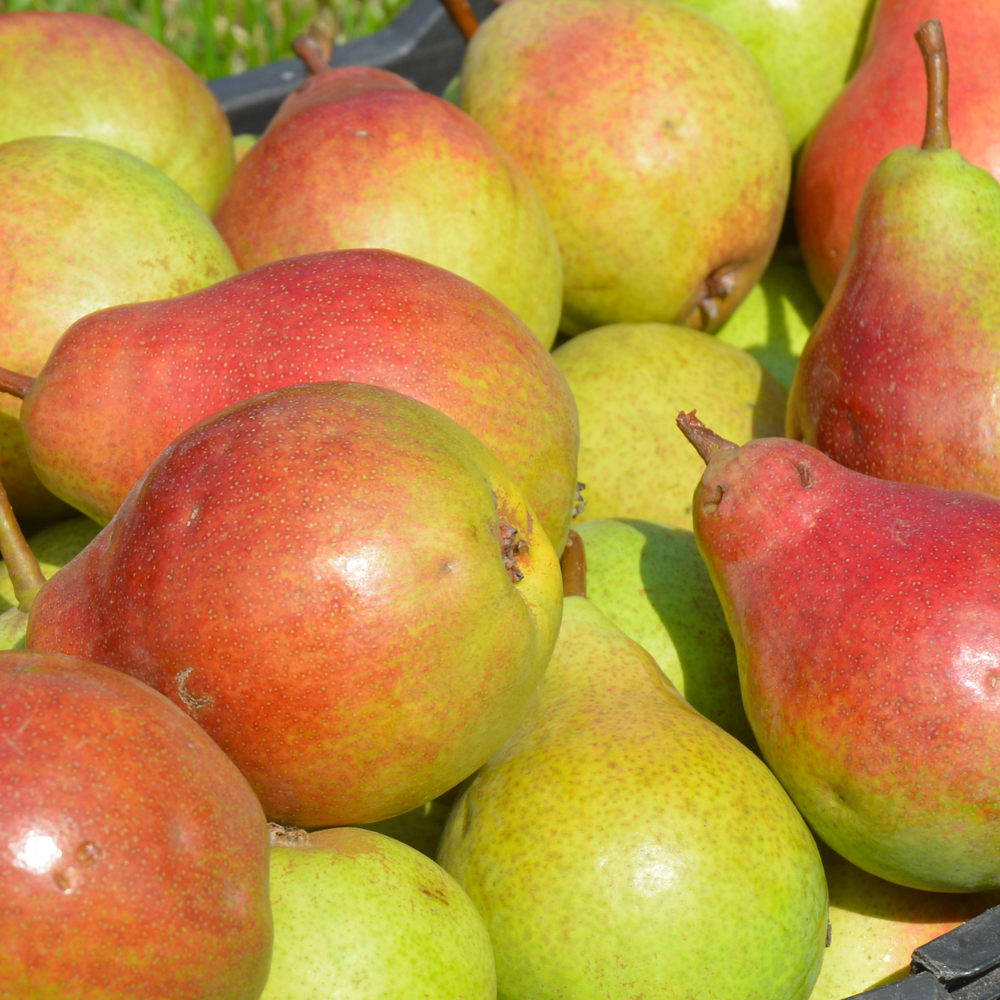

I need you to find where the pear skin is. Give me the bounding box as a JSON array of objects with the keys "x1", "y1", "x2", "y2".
[
  {"x1": 572, "y1": 517, "x2": 754, "y2": 749},
  {"x1": 554, "y1": 323, "x2": 785, "y2": 529},
  {"x1": 681, "y1": 415, "x2": 1000, "y2": 891},
  {"x1": 438, "y1": 595, "x2": 828, "y2": 1000},
  {"x1": 264, "y1": 826, "x2": 495, "y2": 999}
]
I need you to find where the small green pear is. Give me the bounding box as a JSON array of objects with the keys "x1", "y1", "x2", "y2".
[
  {"x1": 715, "y1": 248, "x2": 822, "y2": 389},
  {"x1": 263, "y1": 825, "x2": 496, "y2": 999},
  {"x1": 438, "y1": 534, "x2": 828, "y2": 1000},
  {"x1": 572, "y1": 517, "x2": 753, "y2": 749},
  {"x1": 554, "y1": 323, "x2": 786, "y2": 529}
]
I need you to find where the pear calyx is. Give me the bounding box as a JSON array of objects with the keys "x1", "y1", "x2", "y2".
[
  {"x1": 676, "y1": 411, "x2": 738, "y2": 465},
  {"x1": 915, "y1": 19, "x2": 951, "y2": 152},
  {"x1": 559, "y1": 529, "x2": 586, "y2": 597},
  {"x1": 0, "y1": 366, "x2": 33, "y2": 399},
  {"x1": 499, "y1": 521, "x2": 528, "y2": 583},
  {"x1": 269, "y1": 822, "x2": 311, "y2": 847}
]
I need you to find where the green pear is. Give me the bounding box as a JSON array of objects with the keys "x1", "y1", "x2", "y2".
[
  {"x1": 458, "y1": 0, "x2": 791, "y2": 334},
  {"x1": 572, "y1": 518, "x2": 753, "y2": 749},
  {"x1": 553, "y1": 323, "x2": 786, "y2": 529},
  {"x1": 677, "y1": 0, "x2": 873, "y2": 153},
  {"x1": 438, "y1": 547, "x2": 828, "y2": 1000},
  {"x1": 0, "y1": 12, "x2": 234, "y2": 213},
  {"x1": 0, "y1": 135, "x2": 237, "y2": 531},
  {"x1": 264, "y1": 825, "x2": 495, "y2": 999},
  {"x1": 715, "y1": 248, "x2": 822, "y2": 389}
]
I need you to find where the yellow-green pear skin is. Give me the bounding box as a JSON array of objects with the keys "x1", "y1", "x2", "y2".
[
  {"x1": 438, "y1": 596, "x2": 828, "y2": 1000},
  {"x1": 715, "y1": 249, "x2": 822, "y2": 389},
  {"x1": 264, "y1": 826, "x2": 496, "y2": 1000},
  {"x1": 0, "y1": 515, "x2": 102, "y2": 613},
  {"x1": 573, "y1": 518, "x2": 754, "y2": 749},
  {"x1": 676, "y1": 0, "x2": 874, "y2": 153},
  {"x1": 554, "y1": 323, "x2": 786, "y2": 529},
  {"x1": 810, "y1": 847, "x2": 1000, "y2": 1000}
]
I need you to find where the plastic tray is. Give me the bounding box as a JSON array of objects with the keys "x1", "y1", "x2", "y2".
[{"x1": 203, "y1": 8, "x2": 1000, "y2": 994}]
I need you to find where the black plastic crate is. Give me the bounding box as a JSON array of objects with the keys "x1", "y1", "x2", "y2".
[{"x1": 203, "y1": 9, "x2": 1000, "y2": 995}]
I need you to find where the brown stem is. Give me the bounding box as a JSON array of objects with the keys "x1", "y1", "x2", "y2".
[
  {"x1": 676, "y1": 411, "x2": 737, "y2": 465},
  {"x1": 915, "y1": 19, "x2": 950, "y2": 151},
  {"x1": 0, "y1": 477, "x2": 44, "y2": 612},
  {"x1": 292, "y1": 33, "x2": 332, "y2": 77},
  {"x1": 560, "y1": 529, "x2": 586, "y2": 598},
  {"x1": 0, "y1": 367, "x2": 34, "y2": 400},
  {"x1": 436, "y1": 0, "x2": 479, "y2": 42}
]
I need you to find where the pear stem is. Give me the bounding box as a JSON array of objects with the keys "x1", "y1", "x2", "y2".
[
  {"x1": 292, "y1": 33, "x2": 332, "y2": 77},
  {"x1": 915, "y1": 19, "x2": 951, "y2": 151},
  {"x1": 0, "y1": 477, "x2": 44, "y2": 613},
  {"x1": 676, "y1": 411, "x2": 737, "y2": 465},
  {"x1": 0, "y1": 367, "x2": 34, "y2": 400},
  {"x1": 436, "y1": 0, "x2": 479, "y2": 42},
  {"x1": 560, "y1": 529, "x2": 586, "y2": 598}
]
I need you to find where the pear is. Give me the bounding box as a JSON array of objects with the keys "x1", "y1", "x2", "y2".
[
  {"x1": 24, "y1": 382, "x2": 564, "y2": 829},
  {"x1": 458, "y1": 0, "x2": 790, "y2": 334},
  {"x1": 677, "y1": 411, "x2": 1000, "y2": 891},
  {"x1": 715, "y1": 247, "x2": 822, "y2": 390},
  {"x1": 572, "y1": 517, "x2": 753, "y2": 749},
  {"x1": 14, "y1": 249, "x2": 578, "y2": 551},
  {"x1": 795, "y1": 0, "x2": 1000, "y2": 301},
  {"x1": 213, "y1": 40, "x2": 563, "y2": 348},
  {"x1": 0, "y1": 135, "x2": 236, "y2": 531},
  {"x1": 789, "y1": 21, "x2": 1000, "y2": 497},
  {"x1": 0, "y1": 12, "x2": 234, "y2": 213},
  {"x1": 263, "y1": 825, "x2": 495, "y2": 999},
  {"x1": 553, "y1": 322, "x2": 786, "y2": 529},
  {"x1": 437, "y1": 533, "x2": 828, "y2": 1000},
  {"x1": 676, "y1": 0, "x2": 873, "y2": 153}
]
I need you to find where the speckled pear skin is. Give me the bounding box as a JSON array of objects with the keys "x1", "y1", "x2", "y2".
[
  {"x1": 0, "y1": 135, "x2": 237, "y2": 531},
  {"x1": 438, "y1": 596, "x2": 828, "y2": 1000},
  {"x1": 572, "y1": 517, "x2": 754, "y2": 750},
  {"x1": 263, "y1": 827, "x2": 495, "y2": 1000},
  {"x1": 810, "y1": 846, "x2": 1000, "y2": 1000},
  {"x1": 459, "y1": 0, "x2": 791, "y2": 335},
  {"x1": 788, "y1": 146, "x2": 1000, "y2": 495},
  {"x1": 690, "y1": 434, "x2": 1000, "y2": 891},
  {"x1": 1, "y1": 651, "x2": 272, "y2": 999},
  {"x1": 26, "y1": 382, "x2": 564, "y2": 829},
  {"x1": 554, "y1": 323, "x2": 786, "y2": 529},
  {"x1": 0, "y1": 12, "x2": 235, "y2": 214},
  {"x1": 213, "y1": 82, "x2": 562, "y2": 347},
  {"x1": 21, "y1": 250, "x2": 578, "y2": 552}
]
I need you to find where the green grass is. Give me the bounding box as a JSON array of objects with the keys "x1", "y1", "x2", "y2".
[{"x1": 0, "y1": 0, "x2": 412, "y2": 78}]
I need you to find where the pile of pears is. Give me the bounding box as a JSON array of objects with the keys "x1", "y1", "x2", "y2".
[{"x1": 6, "y1": 1, "x2": 1000, "y2": 999}]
